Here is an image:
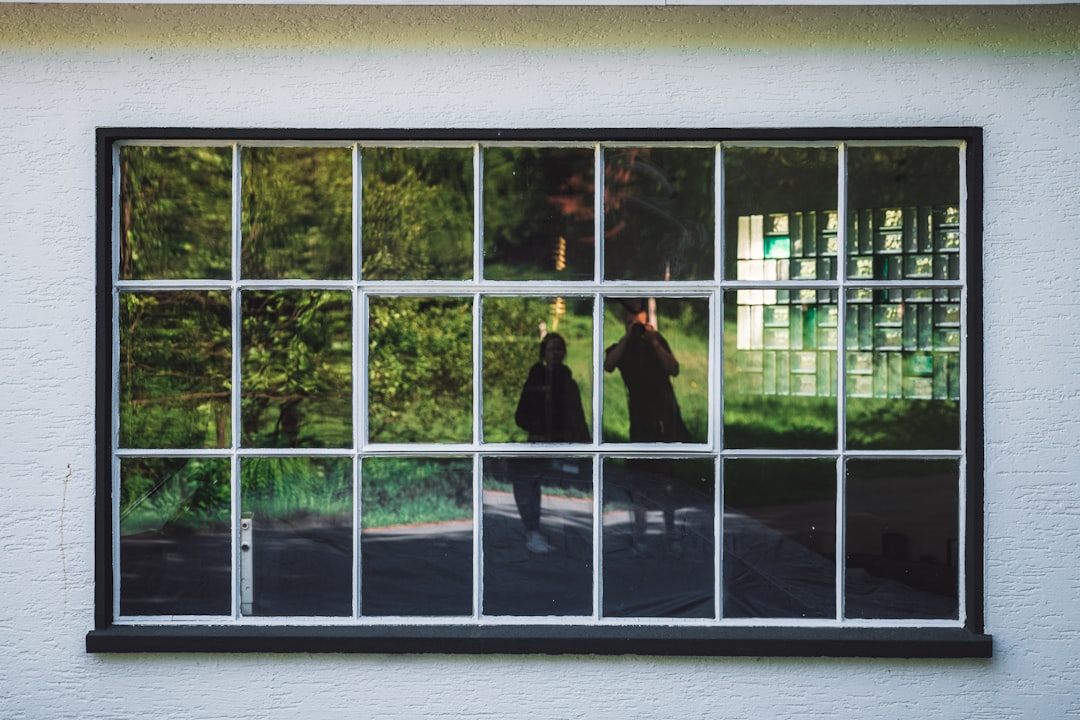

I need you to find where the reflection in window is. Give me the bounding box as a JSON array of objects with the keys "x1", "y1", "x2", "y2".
[
  {"x1": 483, "y1": 296, "x2": 593, "y2": 444},
  {"x1": 724, "y1": 458, "x2": 835, "y2": 619},
  {"x1": 120, "y1": 291, "x2": 232, "y2": 449},
  {"x1": 724, "y1": 146, "x2": 838, "y2": 281},
  {"x1": 604, "y1": 147, "x2": 714, "y2": 281},
  {"x1": 367, "y1": 296, "x2": 473, "y2": 444},
  {"x1": 602, "y1": 457, "x2": 715, "y2": 618},
  {"x1": 241, "y1": 290, "x2": 353, "y2": 449},
  {"x1": 482, "y1": 457, "x2": 593, "y2": 616},
  {"x1": 240, "y1": 457, "x2": 353, "y2": 616},
  {"x1": 724, "y1": 289, "x2": 838, "y2": 449},
  {"x1": 108, "y1": 136, "x2": 973, "y2": 632},
  {"x1": 484, "y1": 147, "x2": 594, "y2": 281},
  {"x1": 119, "y1": 145, "x2": 232, "y2": 280},
  {"x1": 119, "y1": 457, "x2": 231, "y2": 616},
  {"x1": 241, "y1": 146, "x2": 352, "y2": 280},
  {"x1": 361, "y1": 457, "x2": 473, "y2": 616},
  {"x1": 602, "y1": 297, "x2": 709, "y2": 444},
  {"x1": 361, "y1": 147, "x2": 473, "y2": 281},
  {"x1": 846, "y1": 460, "x2": 959, "y2": 619}
]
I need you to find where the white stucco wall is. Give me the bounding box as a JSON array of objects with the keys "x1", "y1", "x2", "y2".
[{"x1": 1, "y1": 3, "x2": 1078, "y2": 718}]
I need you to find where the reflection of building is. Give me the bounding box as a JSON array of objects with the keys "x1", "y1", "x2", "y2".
[{"x1": 734, "y1": 207, "x2": 961, "y2": 401}]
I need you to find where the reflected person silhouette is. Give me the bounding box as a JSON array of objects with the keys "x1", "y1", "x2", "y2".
[
  {"x1": 604, "y1": 299, "x2": 690, "y2": 555},
  {"x1": 513, "y1": 332, "x2": 591, "y2": 554}
]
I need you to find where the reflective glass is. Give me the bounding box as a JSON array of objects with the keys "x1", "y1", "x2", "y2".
[
  {"x1": 368, "y1": 296, "x2": 473, "y2": 444},
  {"x1": 119, "y1": 458, "x2": 231, "y2": 615},
  {"x1": 847, "y1": 146, "x2": 961, "y2": 281},
  {"x1": 361, "y1": 457, "x2": 473, "y2": 616},
  {"x1": 602, "y1": 297, "x2": 709, "y2": 443},
  {"x1": 240, "y1": 457, "x2": 353, "y2": 616},
  {"x1": 604, "y1": 147, "x2": 714, "y2": 281},
  {"x1": 483, "y1": 146, "x2": 594, "y2": 280},
  {"x1": 724, "y1": 458, "x2": 835, "y2": 619},
  {"x1": 241, "y1": 290, "x2": 353, "y2": 448},
  {"x1": 724, "y1": 146, "x2": 839, "y2": 281},
  {"x1": 846, "y1": 288, "x2": 960, "y2": 450},
  {"x1": 482, "y1": 296, "x2": 593, "y2": 444},
  {"x1": 845, "y1": 460, "x2": 959, "y2": 619},
  {"x1": 119, "y1": 291, "x2": 232, "y2": 449},
  {"x1": 602, "y1": 458, "x2": 714, "y2": 618},
  {"x1": 241, "y1": 146, "x2": 352, "y2": 279},
  {"x1": 361, "y1": 147, "x2": 473, "y2": 280},
  {"x1": 119, "y1": 146, "x2": 232, "y2": 280},
  {"x1": 482, "y1": 457, "x2": 593, "y2": 616},
  {"x1": 723, "y1": 290, "x2": 838, "y2": 449}
]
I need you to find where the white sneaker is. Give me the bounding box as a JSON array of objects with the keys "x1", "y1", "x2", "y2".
[{"x1": 526, "y1": 531, "x2": 555, "y2": 554}]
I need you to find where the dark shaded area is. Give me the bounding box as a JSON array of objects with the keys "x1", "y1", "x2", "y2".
[
  {"x1": 250, "y1": 524, "x2": 352, "y2": 617},
  {"x1": 120, "y1": 532, "x2": 231, "y2": 616},
  {"x1": 361, "y1": 525, "x2": 474, "y2": 616}
]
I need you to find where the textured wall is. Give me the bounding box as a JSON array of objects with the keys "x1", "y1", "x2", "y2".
[{"x1": 1, "y1": 4, "x2": 1078, "y2": 718}]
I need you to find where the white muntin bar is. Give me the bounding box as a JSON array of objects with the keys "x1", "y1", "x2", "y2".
[
  {"x1": 834, "y1": 141, "x2": 849, "y2": 622},
  {"x1": 230, "y1": 143, "x2": 244, "y2": 621}
]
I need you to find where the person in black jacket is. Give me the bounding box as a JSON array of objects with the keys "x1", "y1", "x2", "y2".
[{"x1": 513, "y1": 333, "x2": 590, "y2": 553}]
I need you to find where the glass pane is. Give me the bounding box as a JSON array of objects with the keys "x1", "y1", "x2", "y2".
[
  {"x1": 119, "y1": 458, "x2": 231, "y2": 615},
  {"x1": 361, "y1": 147, "x2": 473, "y2": 280},
  {"x1": 119, "y1": 291, "x2": 231, "y2": 449},
  {"x1": 361, "y1": 457, "x2": 473, "y2": 616},
  {"x1": 604, "y1": 147, "x2": 714, "y2": 281},
  {"x1": 602, "y1": 458, "x2": 714, "y2": 618},
  {"x1": 368, "y1": 296, "x2": 472, "y2": 443},
  {"x1": 119, "y1": 146, "x2": 232, "y2": 280},
  {"x1": 241, "y1": 457, "x2": 353, "y2": 616},
  {"x1": 847, "y1": 146, "x2": 960, "y2": 281},
  {"x1": 482, "y1": 457, "x2": 593, "y2": 616},
  {"x1": 241, "y1": 146, "x2": 352, "y2": 279},
  {"x1": 602, "y1": 297, "x2": 709, "y2": 443},
  {"x1": 846, "y1": 288, "x2": 960, "y2": 450},
  {"x1": 724, "y1": 146, "x2": 838, "y2": 281},
  {"x1": 241, "y1": 290, "x2": 352, "y2": 448},
  {"x1": 723, "y1": 289, "x2": 838, "y2": 449},
  {"x1": 483, "y1": 296, "x2": 593, "y2": 443},
  {"x1": 483, "y1": 147, "x2": 594, "y2": 280},
  {"x1": 846, "y1": 460, "x2": 959, "y2": 619},
  {"x1": 724, "y1": 458, "x2": 836, "y2": 619}
]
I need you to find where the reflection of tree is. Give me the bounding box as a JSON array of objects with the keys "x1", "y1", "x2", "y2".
[
  {"x1": 603, "y1": 148, "x2": 714, "y2": 281},
  {"x1": 120, "y1": 292, "x2": 232, "y2": 449},
  {"x1": 367, "y1": 297, "x2": 473, "y2": 443},
  {"x1": 362, "y1": 148, "x2": 473, "y2": 280},
  {"x1": 242, "y1": 291, "x2": 352, "y2": 448},
  {"x1": 119, "y1": 146, "x2": 232, "y2": 280},
  {"x1": 242, "y1": 146, "x2": 352, "y2": 279}
]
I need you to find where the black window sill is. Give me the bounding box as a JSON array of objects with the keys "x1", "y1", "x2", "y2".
[{"x1": 87, "y1": 625, "x2": 992, "y2": 658}]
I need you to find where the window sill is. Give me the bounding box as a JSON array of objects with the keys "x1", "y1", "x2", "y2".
[{"x1": 87, "y1": 624, "x2": 992, "y2": 658}]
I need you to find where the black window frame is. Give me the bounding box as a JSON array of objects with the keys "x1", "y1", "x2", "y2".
[{"x1": 88, "y1": 127, "x2": 990, "y2": 657}]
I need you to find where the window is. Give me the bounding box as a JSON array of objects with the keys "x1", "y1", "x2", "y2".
[{"x1": 89, "y1": 129, "x2": 990, "y2": 656}]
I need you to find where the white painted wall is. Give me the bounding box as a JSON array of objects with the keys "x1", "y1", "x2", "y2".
[{"x1": 1, "y1": 4, "x2": 1078, "y2": 718}]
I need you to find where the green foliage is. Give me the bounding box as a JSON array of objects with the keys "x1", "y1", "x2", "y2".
[
  {"x1": 361, "y1": 147, "x2": 473, "y2": 280},
  {"x1": 120, "y1": 458, "x2": 231, "y2": 536},
  {"x1": 368, "y1": 297, "x2": 473, "y2": 443},
  {"x1": 242, "y1": 290, "x2": 352, "y2": 448},
  {"x1": 241, "y1": 457, "x2": 352, "y2": 524},
  {"x1": 362, "y1": 457, "x2": 472, "y2": 528},
  {"x1": 119, "y1": 145, "x2": 232, "y2": 280},
  {"x1": 119, "y1": 291, "x2": 232, "y2": 449},
  {"x1": 242, "y1": 146, "x2": 352, "y2": 279}
]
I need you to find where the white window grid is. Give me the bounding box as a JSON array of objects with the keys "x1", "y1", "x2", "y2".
[{"x1": 110, "y1": 138, "x2": 968, "y2": 628}]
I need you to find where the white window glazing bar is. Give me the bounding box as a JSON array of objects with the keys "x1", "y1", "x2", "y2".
[
  {"x1": 353, "y1": 144, "x2": 363, "y2": 619},
  {"x1": 957, "y1": 141, "x2": 969, "y2": 625},
  {"x1": 111, "y1": 143, "x2": 123, "y2": 621},
  {"x1": 714, "y1": 143, "x2": 725, "y2": 620},
  {"x1": 834, "y1": 141, "x2": 849, "y2": 623}
]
